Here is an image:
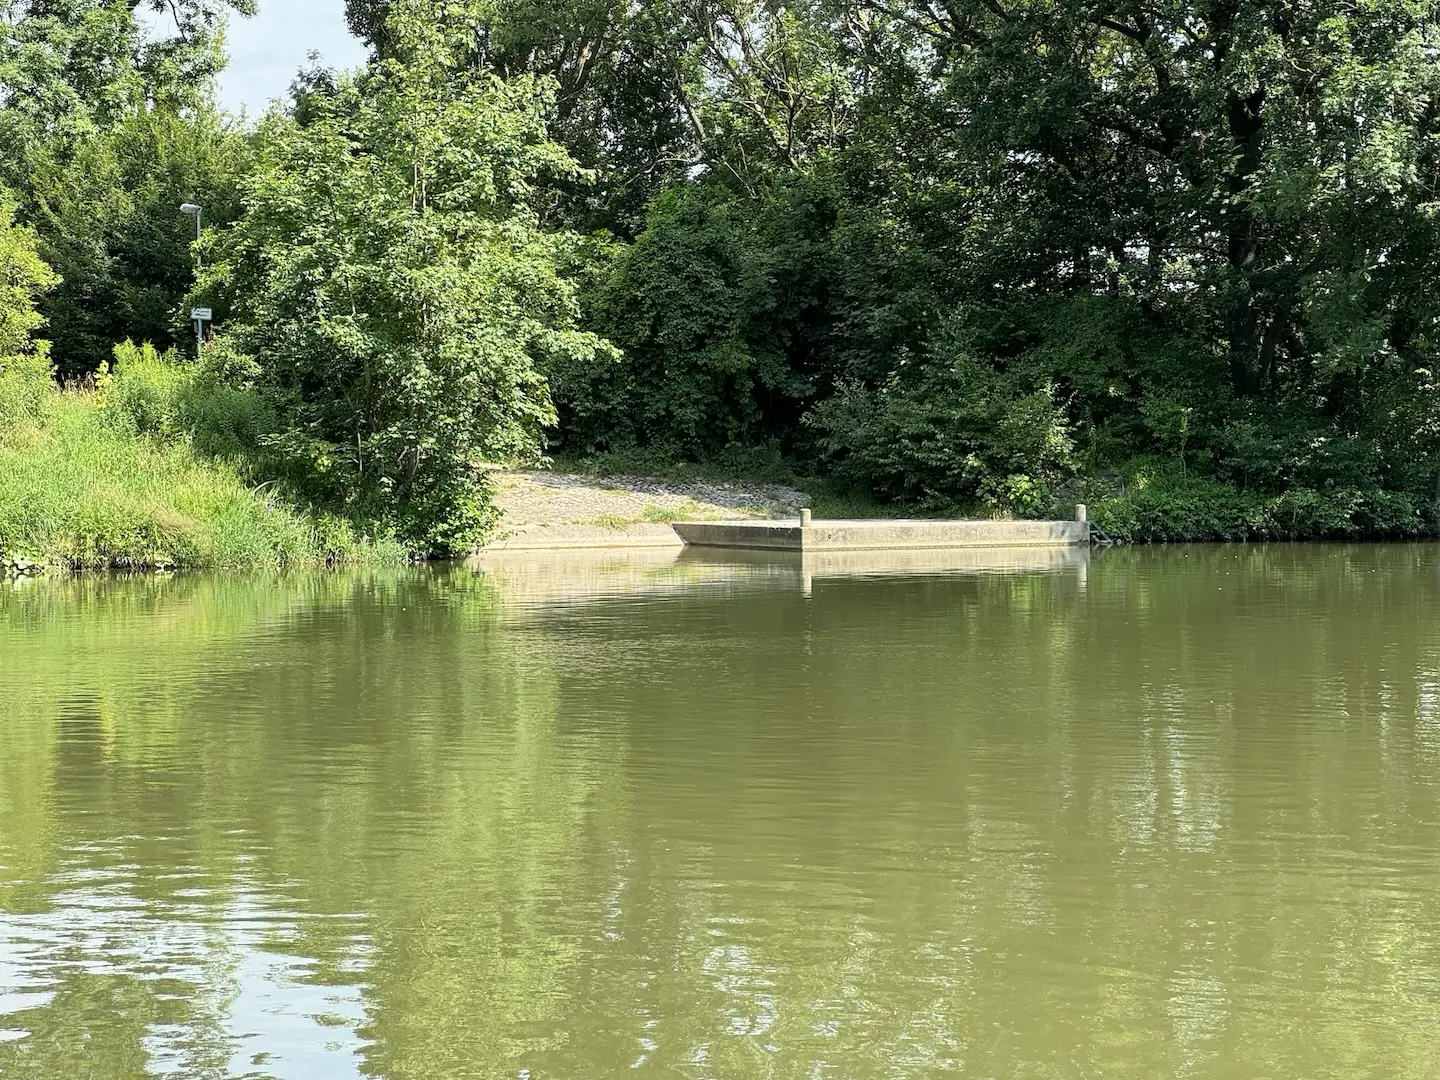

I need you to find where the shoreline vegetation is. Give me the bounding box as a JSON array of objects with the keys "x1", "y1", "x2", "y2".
[
  {"x1": 0, "y1": 350, "x2": 404, "y2": 576},
  {"x1": 2, "y1": 345, "x2": 1437, "y2": 578},
  {"x1": 6, "y1": 0, "x2": 1440, "y2": 574}
]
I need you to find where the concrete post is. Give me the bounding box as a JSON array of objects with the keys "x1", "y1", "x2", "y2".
[
  {"x1": 1075, "y1": 504, "x2": 1088, "y2": 523},
  {"x1": 800, "y1": 508, "x2": 813, "y2": 528}
]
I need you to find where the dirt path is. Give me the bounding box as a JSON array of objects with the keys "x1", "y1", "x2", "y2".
[{"x1": 484, "y1": 469, "x2": 806, "y2": 550}]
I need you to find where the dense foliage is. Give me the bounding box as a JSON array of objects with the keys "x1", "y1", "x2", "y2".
[
  {"x1": 0, "y1": 340, "x2": 389, "y2": 571},
  {"x1": 7, "y1": 0, "x2": 1440, "y2": 550},
  {"x1": 198, "y1": 1, "x2": 613, "y2": 552},
  {"x1": 2, "y1": 0, "x2": 253, "y2": 376},
  {"x1": 514, "y1": 0, "x2": 1440, "y2": 532},
  {"x1": 0, "y1": 187, "x2": 56, "y2": 360}
]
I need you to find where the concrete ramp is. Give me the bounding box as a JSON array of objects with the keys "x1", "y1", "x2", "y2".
[{"x1": 672, "y1": 517, "x2": 1088, "y2": 551}]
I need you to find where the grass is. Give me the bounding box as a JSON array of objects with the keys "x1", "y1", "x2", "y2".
[
  {"x1": 640, "y1": 500, "x2": 715, "y2": 523},
  {"x1": 591, "y1": 501, "x2": 717, "y2": 528},
  {"x1": 590, "y1": 513, "x2": 634, "y2": 530},
  {"x1": 0, "y1": 369, "x2": 397, "y2": 573}
]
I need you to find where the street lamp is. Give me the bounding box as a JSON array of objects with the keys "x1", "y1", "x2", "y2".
[
  {"x1": 179, "y1": 203, "x2": 202, "y2": 266},
  {"x1": 179, "y1": 203, "x2": 207, "y2": 354}
]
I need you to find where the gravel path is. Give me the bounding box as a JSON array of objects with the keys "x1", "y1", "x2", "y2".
[{"x1": 484, "y1": 469, "x2": 807, "y2": 550}]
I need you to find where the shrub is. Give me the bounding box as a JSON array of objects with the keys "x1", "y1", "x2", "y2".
[
  {"x1": 0, "y1": 186, "x2": 61, "y2": 432},
  {"x1": 97, "y1": 338, "x2": 283, "y2": 465},
  {"x1": 1092, "y1": 469, "x2": 1432, "y2": 543},
  {"x1": 807, "y1": 344, "x2": 1073, "y2": 516},
  {"x1": 97, "y1": 340, "x2": 191, "y2": 437},
  {"x1": 0, "y1": 187, "x2": 59, "y2": 357},
  {"x1": 561, "y1": 180, "x2": 835, "y2": 461},
  {"x1": 200, "y1": 38, "x2": 612, "y2": 556},
  {"x1": 0, "y1": 349, "x2": 57, "y2": 430}
]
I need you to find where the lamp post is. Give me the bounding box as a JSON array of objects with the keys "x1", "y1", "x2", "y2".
[{"x1": 180, "y1": 203, "x2": 205, "y2": 354}]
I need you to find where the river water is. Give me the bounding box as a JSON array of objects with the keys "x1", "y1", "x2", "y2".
[{"x1": 2, "y1": 545, "x2": 1439, "y2": 1078}]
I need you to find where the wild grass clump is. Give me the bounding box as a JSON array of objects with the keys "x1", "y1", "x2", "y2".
[
  {"x1": 0, "y1": 349, "x2": 400, "y2": 572},
  {"x1": 641, "y1": 500, "x2": 712, "y2": 523}
]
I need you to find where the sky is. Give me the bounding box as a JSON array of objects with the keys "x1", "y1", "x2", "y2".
[{"x1": 148, "y1": 0, "x2": 370, "y2": 117}]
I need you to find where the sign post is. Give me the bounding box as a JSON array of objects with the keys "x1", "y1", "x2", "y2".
[
  {"x1": 180, "y1": 204, "x2": 205, "y2": 354},
  {"x1": 190, "y1": 307, "x2": 212, "y2": 355}
]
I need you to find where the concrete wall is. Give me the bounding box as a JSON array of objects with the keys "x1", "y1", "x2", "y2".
[{"x1": 672, "y1": 522, "x2": 805, "y2": 550}]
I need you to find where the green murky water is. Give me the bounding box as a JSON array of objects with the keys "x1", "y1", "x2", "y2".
[{"x1": 2, "y1": 544, "x2": 1440, "y2": 1078}]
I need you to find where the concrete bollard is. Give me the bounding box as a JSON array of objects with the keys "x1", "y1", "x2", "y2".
[
  {"x1": 1075, "y1": 504, "x2": 1089, "y2": 523},
  {"x1": 800, "y1": 508, "x2": 813, "y2": 528}
]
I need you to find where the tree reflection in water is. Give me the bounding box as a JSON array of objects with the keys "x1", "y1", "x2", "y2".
[{"x1": 2, "y1": 548, "x2": 1439, "y2": 1077}]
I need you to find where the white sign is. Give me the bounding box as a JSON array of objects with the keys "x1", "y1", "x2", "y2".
[{"x1": 190, "y1": 307, "x2": 213, "y2": 321}]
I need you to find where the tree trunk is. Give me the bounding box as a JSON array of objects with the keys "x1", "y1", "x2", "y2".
[{"x1": 1224, "y1": 87, "x2": 1267, "y2": 397}]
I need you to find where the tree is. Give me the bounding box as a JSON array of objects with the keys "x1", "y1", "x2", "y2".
[
  {"x1": 0, "y1": 188, "x2": 57, "y2": 357},
  {"x1": 873, "y1": 0, "x2": 1440, "y2": 397},
  {"x1": 547, "y1": 0, "x2": 1440, "y2": 528},
  {"x1": 346, "y1": 0, "x2": 875, "y2": 235},
  {"x1": 23, "y1": 105, "x2": 249, "y2": 376},
  {"x1": 1, "y1": 0, "x2": 256, "y2": 375},
  {"x1": 844, "y1": 0, "x2": 1440, "y2": 512},
  {"x1": 0, "y1": 0, "x2": 253, "y2": 172},
  {"x1": 0, "y1": 187, "x2": 60, "y2": 426},
  {"x1": 202, "y1": 0, "x2": 614, "y2": 553}
]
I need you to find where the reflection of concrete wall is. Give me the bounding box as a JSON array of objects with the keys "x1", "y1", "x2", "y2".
[
  {"x1": 465, "y1": 548, "x2": 707, "y2": 608},
  {"x1": 466, "y1": 545, "x2": 1090, "y2": 607},
  {"x1": 482, "y1": 523, "x2": 684, "y2": 551},
  {"x1": 680, "y1": 545, "x2": 1090, "y2": 578},
  {"x1": 673, "y1": 519, "x2": 1088, "y2": 551}
]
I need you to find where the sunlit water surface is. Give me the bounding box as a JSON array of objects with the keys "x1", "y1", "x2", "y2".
[{"x1": 2, "y1": 544, "x2": 1440, "y2": 1078}]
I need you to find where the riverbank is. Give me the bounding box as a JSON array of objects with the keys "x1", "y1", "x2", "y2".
[
  {"x1": 4, "y1": 366, "x2": 1433, "y2": 577},
  {"x1": 0, "y1": 366, "x2": 819, "y2": 573},
  {"x1": 492, "y1": 463, "x2": 1438, "y2": 547},
  {"x1": 0, "y1": 369, "x2": 392, "y2": 576}
]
